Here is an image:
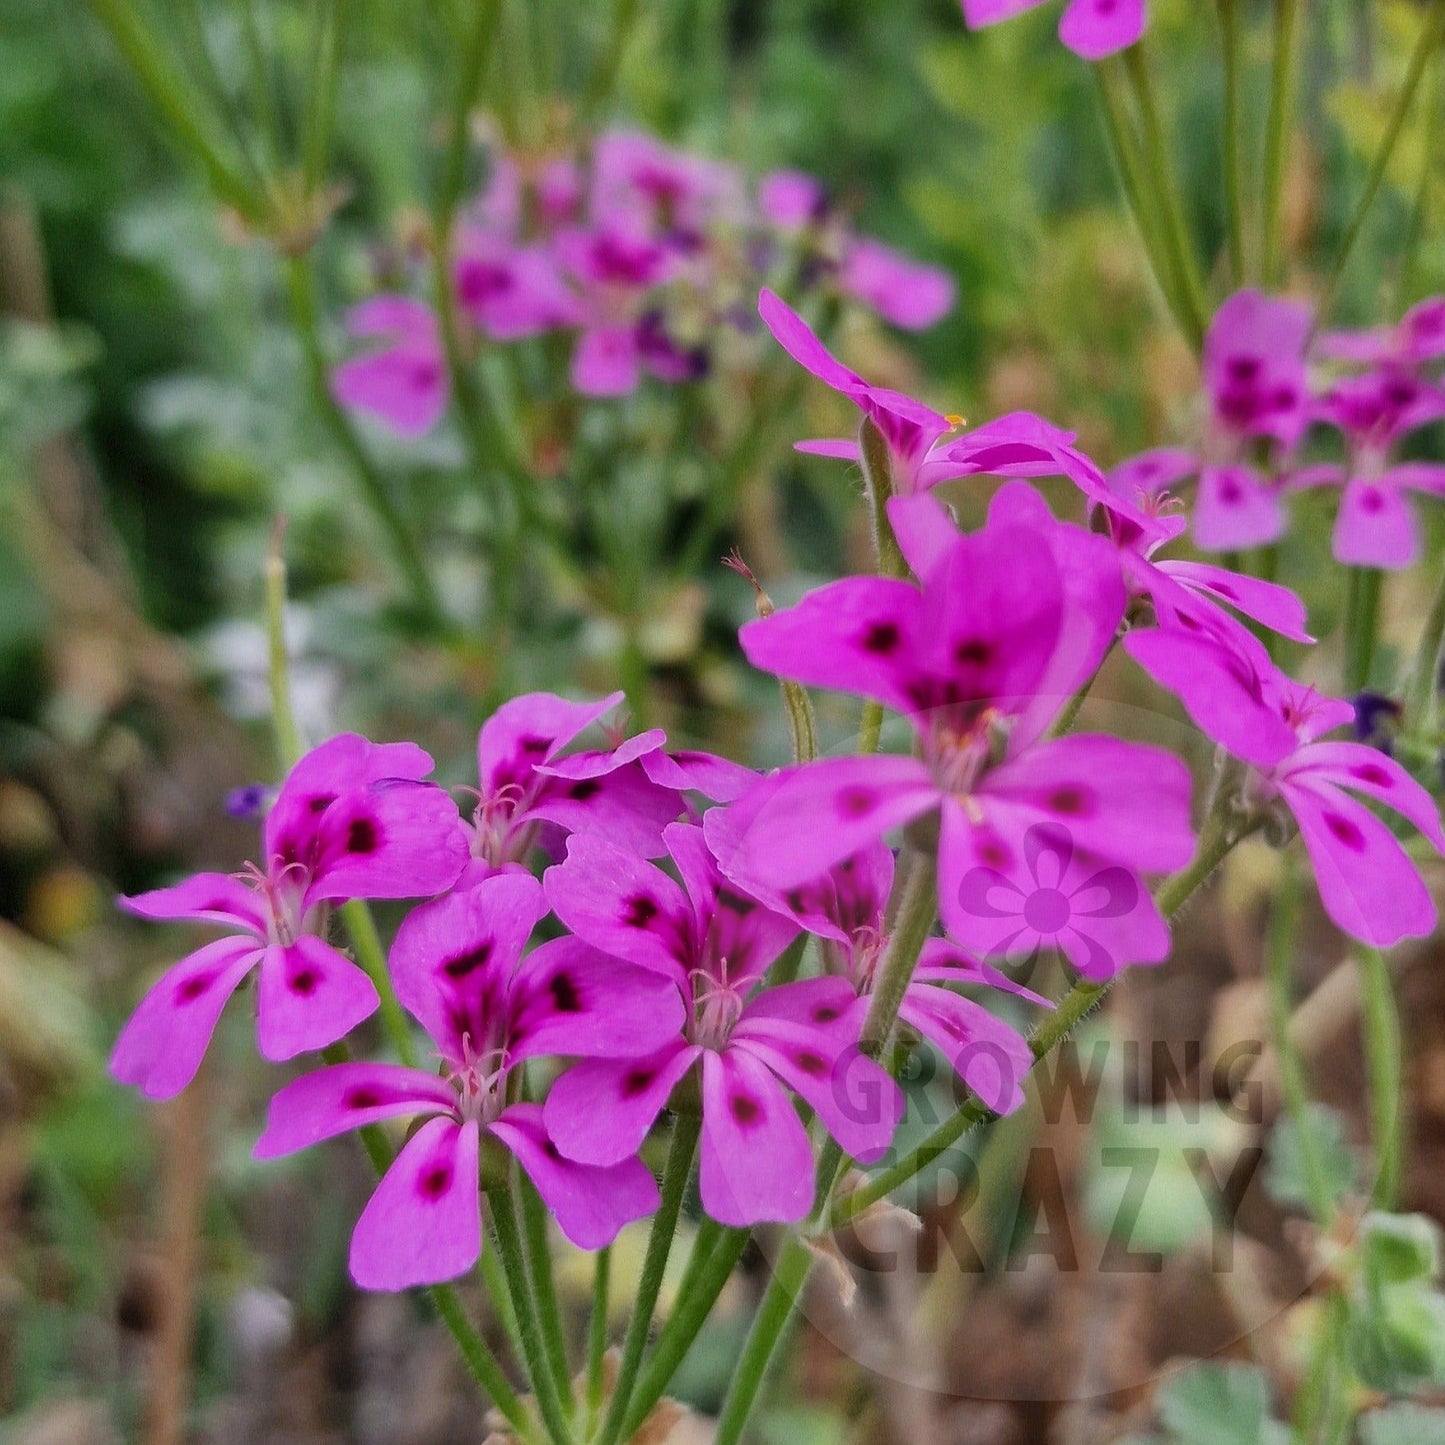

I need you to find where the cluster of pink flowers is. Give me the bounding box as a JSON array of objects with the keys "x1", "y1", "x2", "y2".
[
  {"x1": 113, "y1": 287, "x2": 1445, "y2": 1294},
  {"x1": 1110, "y1": 290, "x2": 1445, "y2": 569},
  {"x1": 961, "y1": 0, "x2": 1147, "y2": 62},
  {"x1": 330, "y1": 128, "x2": 955, "y2": 436}
]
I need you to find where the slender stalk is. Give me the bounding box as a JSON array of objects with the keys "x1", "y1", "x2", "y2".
[
  {"x1": 581, "y1": 0, "x2": 642, "y2": 123},
  {"x1": 1403, "y1": 556, "x2": 1445, "y2": 731},
  {"x1": 518, "y1": 1173, "x2": 573, "y2": 1410},
  {"x1": 1342, "y1": 564, "x2": 1382, "y2": 693},
  {"x1": 319, "y1": 1043, "x2": 532, "y2": 1438},
  {"x1": 1261, "y1": 0, "x2": 1304, "y2": 285},
  {"x1": 620, "y1": 1228, "x2": 752, "y2": 1438},
  {"x1": 1292, "y1": 1292, "x2": 1350, "y2": 1443},
  {"x1": 859, "y1": 852, "x2": 938, "y2": 1057},
  {"x1": 302, "y1": 0, "x2": 348, "y2": 192},
  {"x1": 1093, "y1": 64, "x2": 1197, "y2": 346},
  {"x1": 479, "y1": 1243, "x2": 524, "y2": 1355},
  {"x1": 339, "y1": 899, "x2": 417, "y2": 1069},
  {"x1": 86, "y1": 0, "x2": 262, "y2": 220},
  {"x1": 1316, "y1": 0, "x2": 1445, "y2": 326},
  {"x1": 1047, "y1": 633, "x2": 1119, "y2": 740},
  {"x1": 282, "y1": 255, "x2": 442, "y2": 620},
  {"x1": 585, "y1": 1245, "x2": 611, "y2": 1431},
  {"x1": 859, "y1": 416, "x2": 904, "y2": 579},
  {"x1": 1395, "y1": 54, "x2": 1441, "y2": 309},
  {"x1": 1122, "y1": 45, "x2": 1207, "y2": 346},
  {"x1": 1217, "y1": 0, "x2": 1248, "y2": 282},
  {"x1": 712, "y1": 1236, "x2": 813, "y2": 1445},
  {"x1": 1359, "y1": 946, "x2": 1404, "y2": 1209},
  {"x1": 488, "y1": 1183, "x2": 577, "y2": 1445},
  {"x1": 264, "y1": 527, "x2": 303, "y2": 768},
  {"x1": 596, "y1": 1112, "x2": 702, "y2": 1445}
]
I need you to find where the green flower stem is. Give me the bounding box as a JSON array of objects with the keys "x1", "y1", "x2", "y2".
[
  {"x1": 832, "y1": 799, "x2": 1253, "y2": 1227},
  {"x1": 712, "y1": 1235, "x2": 813, "y2": 1445},
  {"x1": 1093, "y1": 64, "x2": 1198, "y2": 348},
  {"x1": 1343, "y1": 564, "x2": 1383, "y2": 693},
  {"x1": 488, "y1": 1183, "x2": 576, "y2": 1445},
  {"x1": 1317, "y1": 0, "x2": 1445, "y2": 326},
  {"x1": 596, "y1": 1112, "x2": 703, "y2": 1445},
  {"x1": 282, "y1": 255, "x2": 442, "y2": 622},
  {"x1": 620, "y1": 1227, "x2": 752, "y2": 1439},
  {"x1": 339, "y1": 899, "x2": 417, "y2": 1069},
  {"x1": 705, "y1": 854, "x2": 940, "y2": 1443},
  {"x1": 480, "y1": 1243, "x2": 525, "y2": 1356},
  {"x1": 1266, "y1": 858, "x2": 1335, "y2": 1223},
  {"x1": 519, "y1": 1173, "x2": 573, "y2": 1411},
  {"x1": 86, "y1": 0, "x2": 262, "y2": 221},
  {"x1": 585, "y1": 1245, "x2": 611, "y2": 1431},
  {"x1": 1261, "y1": 0, "x2": 1304, "y2": 285},
  {"x1": 1217, "y1": 0, "x2": 1248, "y2": 281},
  {"x1": 1403, "y1": 556, "x2": 1445, "y2": 732},
  {"x1": 301, "y1": 0, "x2": 348, "y2": 192},
  {"x1": 1359, "y1": 946, "x2": 1404, "y2": 1209},
  {"x1": 1047, "y1": 633, "x2": 1120, "y2": 740},
  {"x1": 1292, "y1": 1292, "x2": 1350, "y2": 1444},
  {"x1": 264, "y1": 529, "x2": 303, "y2": 768},
  {"x1": 1396, "y1": 53, "x2": 1441, "y2": 310},
  {"x1": 581, "y1": 0, "x2": 642, "y2": 123},
  {"x1": 319, "y1": 1043, "x2": 532, "y2": 1438},
  {"x1": 858, "y1": 415, "x2": 908, "y2": 753},
  {"x1": 1121, "y1": 44, "x2": 1207, "y2": 347}
]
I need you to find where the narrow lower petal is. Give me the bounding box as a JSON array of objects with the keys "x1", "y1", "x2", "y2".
[
  {"x1": 110, "y1": 937, "x2": 261, "y2": 1100},
  {"x1": 1158, "y1": 560, "x2": 1313, "y2": 643},
  {"x1": 492, "y1": 1103, "x2": 661, "y2": 1250},
  {"x1": 255, "y1": 936, "x2": 381, "y2": 1062},
  {"x1": 1286, "y1": 743, "x2": 1445, "y2": 853},
  {"x1": 254, "y1": 1063, "x2": 455, "y2": 1159},
  {"x1": 699, "y1": 1048, "x2": 814, "y2": 1226},
  {"x1": 350, "y1": 1117, "x2": 481, "y2": 1291},
  {"x1": 897, "y1": 986, "x2": 1033, "y2": 1115},
  {"x1": 119, "y1": 873, "x2": 267, "y2": 935},
  {"x1": 543, "y1": 1042, "x2": 699, "y2": 1166}
]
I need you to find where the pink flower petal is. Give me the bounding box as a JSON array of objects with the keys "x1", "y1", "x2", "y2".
[
  {"x1": 758, "y1": 288, "x2": 869, "y2": 395},
  {"x1": 350, "y1": 1117, "x2": 481, "y2": 1290},
  {"x1": 699, "y1": 1048, "x2": 814, "y2": 1225},
  {"x1": 896, "y1": 985, "x2": 1033, "y2": 1114},
  {"x1": 1157, "y1": 559, "x2": 1313, "y2": 643},
  {"x1": 119, "y1": 873, "x2": 267, "y2": 936},
  {"x1": 255, "y1": 936, "x2": 381, "y2": 1062},
  {"x1": 1058, "y1": 0, "x2": 1146, "y2": 60},
  {"x1": 1333, "y1": 479, "x2": 1419, "y2": 570},
  {"x1": 492, "y1": 1102, "x2": 661, "y2": 1249},
  {"x1": 110, "y1": 937, "x2": 262, "y2": 1100},
  {"x1": 1192, "y1": 466, "x2": 1287, "y2": 552},
  {"x1": 1284, "y1": 742, "x2": 1445, "y2": 853}
]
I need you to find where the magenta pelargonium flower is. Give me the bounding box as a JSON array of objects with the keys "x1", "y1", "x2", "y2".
[
  {"x1": 1151, "y1": 290, "x2": 1315, "y2": 552},
  {"x1": 961, "y1": 0, "x2": 1146, "y2": 62},
  {"x1": 758, "y1": 290, "x2": 1126, "y2": 508},
  {"x1": 542, "y1": 824, "x2": 904, "y2": 1226},
  {"x1": 255, "y1": 872, "x2": 676, "y2": 1289},
  {"x1": 452, "y1": 227, "x2": 582, "y2": 342},
  {"x1": 723, "y1": 491, "x2": 1195, "y2": 972},
  {"x1": 705, "y1": 804, "x2": 1044, "y2": 1113},
  {"x1": 464, "y1": 689, "x2": 748, "y2": 878},
  {"x1": 1319, "y1": 296, "x2": 1445, "y2": 369},
  {"x1": 1125, "y1": 629, "x2": 1445, "y2": 947},
  {"x1": 330, "y1": 298, "x2": 448, "y2": 439},
  {"x1": 112, "y1": 735, "x2": 470, "y2": 1100}
]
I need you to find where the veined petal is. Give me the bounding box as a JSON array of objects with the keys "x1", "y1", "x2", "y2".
[
  {"x1": 543, "y1": 1042, "x2": 699, "y2": 1166},
  {"x1": 544, "y1": 834, "x2": 693, "y2": 979},
  {"x1": 796, "y1": 438, "x2": 862, "y2": 462},
  {"x1": 110, "y1": 937, "x2": 262, "y2": 1100},
  {"x1": 1284, "y1": 742, "x2": 1445, "y2": 852},
  {"x1": 699, "y1": 1048, "x2": 814, "y2": 1226},
  {"x1": 1157, "y1": 559, "x2": 1313, "y2": 643},
  {"x1": 508, "y1": 936, "x2": 687, "y2": 1062},
  {"x1": 350, "y1": 1117, "x2": 481, "y2": 1291},
  {"x1": 732, "y1": 1019, "x2": 902, "y2": 1163},
  {"x1": 915, "y1": 938, "x2": 1052, "y2": 1007},
  {"x1": 255, "y1": 936, "x2": 380, "y2": 1062},
  {"x1": 254, "y1": 1062, "x2": 455, "y2": 1159},
  {"x1": 492, "y1": 1102, "x2": 660, "y2": 1250},
  {"x1": 897, "y1": 985, "x2": 1033, "y2": 1115},
  {"x1": 758, "y1": 288, "x2": 868, "y2": 394},
  {"x1": 477, "y1": 691, "x2": 624, "y2": 795},
  {"x1": 527, "y1": 765, "x2": 682, "y2": 858},
  {"x1": 119, "y1": 873, "x2": 267, "y2": 936},
  {"x1": 639, "y1": 748, "x2": 758, "y2": 803},
  {"x1": 1284, "y1": 778, "x2": 1436, "y2": 947}
]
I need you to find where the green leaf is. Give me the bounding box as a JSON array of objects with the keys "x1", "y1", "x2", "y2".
[
  {"x1": 1156, "y1": 1362, "x2": 1285, "y2": 1445},
  {"x1": 1361, "y1": 1212, "x2": 1443, "y2": 1288},
  {"x1": 1360, "y1": 1403, "x2": 1445, "y2": 1444},
  {"x1": 1266, "y1": 1105, "x2": 1357, "y2": 1215}
]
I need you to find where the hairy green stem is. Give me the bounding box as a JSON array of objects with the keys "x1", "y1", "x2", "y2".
[
  {"x1": 1359, "y1": 946, "x2": 1404, "y2": 1209},
  {"x1": 488, "y1": 1183, "x2": 576, "y2": 1444},
  {"x1": 585, "y1": 1245, "x2": 611, "y2": 1431},
  {"x1": 1217, "y1": 0, "x2": 1248, "y2": 281},
  {"x1": 519, "y1": 1172, "x2": 573, "y2": 1410},
  {"x1": 1261, "y1": 0, "x2": 1304, "y2": 285},
  {"x1": 339, "y1": 899, "x2": 417, "y2": 1069},
  {"x1": 860, "y1": 852, "x2": 938, "y2": 1058},
  {"x1": 282, "y1": 255, "x2": 442, "y2": 620},
  {"x1": 1343, "y1": 564, "x2": 1382, "y2": 693},
  {"x1": 1122, "y1": 44, "x2": 1207, "y2": 347},
  {"x1": 596, "y1": 1112, "x2": 702, "y2": 1445},
  {"x1": 1317, "y1": 0, "x2": 1445, "y2": 325}
]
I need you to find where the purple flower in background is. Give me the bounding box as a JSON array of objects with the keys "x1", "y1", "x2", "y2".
[
  {"x1": 255, "y1": 873, "x2": 675, "y2": 1288},
  {"x1": 592, "y1": 130, "x2": 744, "y2": 243},
  {"x1": 1125, "y1": 629, "x2": 1445, "y2": 947},
  {"x1": 452, "y1": 228, "x2": 581, "y2": 341},
  {"x1": 543, "y1": 824, "x2": 904, "y2": 1225},
  {"x1": 836, "y1": 238, "x2": 956, "y2": 331},
  {"x1": 1319, "y1": 296, "x2": 1445, "y2": 369},
  {"x1": 706, "y1": 803, "x2": 1043, "y2": 1113},
  {"x1": 112, "y1": 736, "x2": 470, "y2": 1100},
  {"x1": 465, "y1": 690, "x2": 690, "y2": 876},
  {"x1": 759, "y1": 170, "x2": 831, "y2": 232},
  {"x1": 331, "y1": 297, "x2": 448, "y2": 438},
  {"x1": 726, "y1": 503, "x2": 1193, "y2": 969},
  {"x1": 961, "y1": 0, "x2": 1146, "y2": 62}
]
